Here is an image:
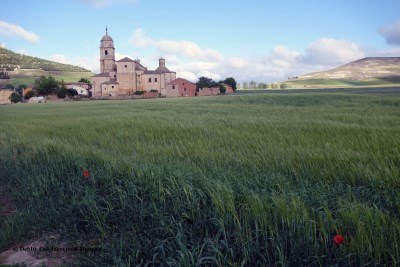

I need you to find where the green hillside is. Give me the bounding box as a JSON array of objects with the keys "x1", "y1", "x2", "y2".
[{"x1": 0, "y1": 47, "x2": 89, "y2": 72}]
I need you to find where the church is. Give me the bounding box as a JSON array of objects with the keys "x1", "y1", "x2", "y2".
[{"x1": 91, "y1": 29, "x2": 177, "y2": 98}]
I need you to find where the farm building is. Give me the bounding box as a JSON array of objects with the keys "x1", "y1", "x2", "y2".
[
  {"x1": 65, "y1": 82, "x2": 90, "y2": 96},
  {"x1": 0, "y1": 89, "x2": 12, "y2": 104},
  {"x1": 165, "y1": 78, "x2": 196, "y2": 97}
]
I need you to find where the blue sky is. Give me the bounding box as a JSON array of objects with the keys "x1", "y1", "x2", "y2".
[{"x1": 1, "y1": 0, "x2": 400, "y2": 82}]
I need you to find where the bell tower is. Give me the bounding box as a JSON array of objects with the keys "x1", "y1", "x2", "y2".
[{"x1": 100, "y1": 27, "x2": 115, "y2": 73}]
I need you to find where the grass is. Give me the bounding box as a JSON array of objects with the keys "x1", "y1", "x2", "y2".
[
  {"x1": 0, "y1": 92, "x2": 400, "y2": 265},
  {"x1": 282, "y1": 77, "x2": 400, "y2": 88}
]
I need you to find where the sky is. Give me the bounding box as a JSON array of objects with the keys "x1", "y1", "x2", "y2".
[{"x1": 0, "y1": 0, "x2": 400, "y2": 83}]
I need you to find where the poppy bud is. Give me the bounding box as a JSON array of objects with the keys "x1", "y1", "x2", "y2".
[
  {"x1": 82, "y1": 170, "x2": 90, "y2": 178},
  {"x1": 333, "y1": 235, "x2": 344, "y2": 246}
]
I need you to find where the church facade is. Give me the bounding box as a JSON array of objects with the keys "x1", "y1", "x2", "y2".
[{"x1": 91, "y1": 30, "x2": 176, "y2": 98}]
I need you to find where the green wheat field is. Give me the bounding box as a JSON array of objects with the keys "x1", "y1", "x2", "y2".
[{"x1": 1, "y1": 92, "x2": 399, "y2": 265}]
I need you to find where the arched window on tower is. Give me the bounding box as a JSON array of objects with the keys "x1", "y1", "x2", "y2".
[{"x1": 105, "y1": 50, "x2": 108, "y2": 55}]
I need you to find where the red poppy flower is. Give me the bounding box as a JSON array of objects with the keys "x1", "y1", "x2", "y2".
[
  {"x1": 333, "y1": 234, "x2": 344, "y2": 246},
  {"x1": 82, "y1": 170, "x2": 90, "y2": 178}
]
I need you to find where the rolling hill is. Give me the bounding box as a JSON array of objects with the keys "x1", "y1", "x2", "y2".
[
  {"x1": 0, "y1": 47, "x2": 89, "y2": 72},
  {"x1": 284, "y1": 57, "x2": 400, "y2": 88},
  {"x1": 0, "y1": 48, "x2": 93, "y2": 86}
]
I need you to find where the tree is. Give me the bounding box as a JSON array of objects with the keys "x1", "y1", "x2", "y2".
[
  {"x1": 34, "y1": 76, "x2": 59, "y2": 96},
  {"x1": 24, "y1": 90, "x2": 36, "y2": 99},
  {"x1": 196, "y1": 77, "x2": 218, "y2": 91},
  {"x1": 257, "y1": 83, "x2": 268, "y2": 89},
  {"x1": 280, "y1": 83, "x2": 288, "y2": 89},
  {"x1": 218, "y1": 83, "x2": 226, "y2": 94},
  {"x1": 223, "y1": 77, "x2": 237, "y2": 91},
  {"x1": 57, "y1": 80, "x2": 67, "y2": 98},
  {"x1": 249, "y1": 80, "x2": 257, "y2": 89},
  {"x1": 9, "y1": 92, "x2": 22, "y2": 103},
  {"x1": 16, "y1": 84, "x2": 27, "y2": 94},
  {"x1": 57, "y1": 88, "x2": 67, "y2": 98},
  {"x1": 242, "y1": 82, "x2": 248, "y2": 89},
  {"x1": 79, "y1": 77, "x2": 92, "y2": 87}
]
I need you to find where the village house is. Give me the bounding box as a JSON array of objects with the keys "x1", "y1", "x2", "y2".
[
  {"x1": 65, "y1": 82, "x2": 90, "y2": 96},
  {"x1": 197, "y1": 87, "x2": 220, "y2": 96},
  {"x1": 164, "y1": 78, "x2": 196, "y2": 97},
  {"x1": 0, "y1": 88, "x2": 13, "y2": 104}
]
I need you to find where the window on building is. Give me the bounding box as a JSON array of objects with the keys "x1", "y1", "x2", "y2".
[
  {"x1": 172, "y1": 85, "x2": 175, "y2": 89},
  {"x1": 112, "y1": 86, "x2": 114, "y2": 89},
  {"x1": 183, "y1": 83, "x2": 185, "y2": 85},
  {"x1": 125, "y1": 65, "x2": 127, "y2": 68},
  {"x1": 184, "y1": 88, "x2": 186, "y2": 91},
  {"x1": 155, "y1": 78, "x2": 158, "y2": 82},
  {"x1": 149, "y1": 78, "x2": 152, "y2": 83},
  {"x1": 105, "y1": 50, "x2": 108, "y2": 55},
  {"x1": 114, "y1": 75, "x2": 116, "y2": 78}
]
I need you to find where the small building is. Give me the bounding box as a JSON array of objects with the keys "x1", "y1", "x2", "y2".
[
  {"x1": 197, "y1": 87, "x2": 220, "y2": 96},
  {"x1": 65, "y1": 82, "x2": 90, "y2": 96},
  {"x1": 222, "y1": 83, "x2": 235, "y2": 94},
  {"x1": 0, "y1": 89, "x2": 13, "y2": 104},
  {"x1": 164, "y1": 78, "x2": 196, "y2": 97},
  {"x1": 27, "y1": 96, "x2": 46, "y2": 103}
]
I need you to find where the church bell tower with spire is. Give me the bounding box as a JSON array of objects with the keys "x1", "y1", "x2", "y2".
[{"x1": 100, "y1": 27, "x2": 116, "y2": 73}]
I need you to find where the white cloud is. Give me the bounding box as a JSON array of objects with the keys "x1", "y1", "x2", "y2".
[
  {"x1": 49, "y1": 54, "x2": 99, "y2": 72},
  {"x1": 301, "y1": 38, "x2": 365, "y2": 66},
  {"x1": 129, "y1": 28, "x2": 154, "y2": 48},
  {"x1": 177, "y1": 71, "x2": 197, "y2": 82},
  {"x1": 0, "y1": 20, "x2": 40, "y2": 43},
  {"x1": 379, "y1": 20, "x2": 400, "y2": 46},
  {"x1": 127, "y1": 29, "x2": 400, "y2": 82},
  {"x1": 128, "y1": 28, "x2": 336, "y2": 82},
  {"x1": 79, "y1": 0, "x2": 136, "y2": 8},
  {"x1": 129, "y1": 28, "x2": 223, "y2": 61}
]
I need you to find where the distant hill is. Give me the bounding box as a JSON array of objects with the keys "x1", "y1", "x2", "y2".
[
  {"x1": 299, "y1": 57, "x2": 400, "y2": 80},
  {"x1": 0, "y1": 47, "x2": 89, "y2": 72},
  {"x1": 284, "y1": 57, "x2": 400, "y2": 88}
]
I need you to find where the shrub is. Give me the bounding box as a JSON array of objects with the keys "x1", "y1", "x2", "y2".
[
  {"x1": 78, "y1": 78, "x2": 92, "y2": 87},
  {"x1": 24, "y1": 90, "x2": 36, "y2": 99},
  {"x1": 9, "y1": 92, "x2": 22, "y2": 103},
  {"x1": 34, "y1": 76, "x2": 59, "y2": 96},
  {"x1": 0, "y1": 71, "x2": 10, "y2": 79},
  {"x1": 219, "y1": 83, "x2": 226, "y2": 94},
  {"x1": 134, "y1": 90, "x2": 144, "y2": 95},
  {"x1": 57, "y1": 88, "x2": 67, "y2": 98},
  {"x1": 223, "y1": 77, "x2": 237, "y2": 91}
]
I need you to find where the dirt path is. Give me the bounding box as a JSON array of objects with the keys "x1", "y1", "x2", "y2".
[{"x1": 0, "y1": 233, "x2": 73, "y2": 266}]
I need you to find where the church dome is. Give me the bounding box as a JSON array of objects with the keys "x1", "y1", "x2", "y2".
[{"x1": 101, "y1": 34, "x2": 113, "y2": 42}]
